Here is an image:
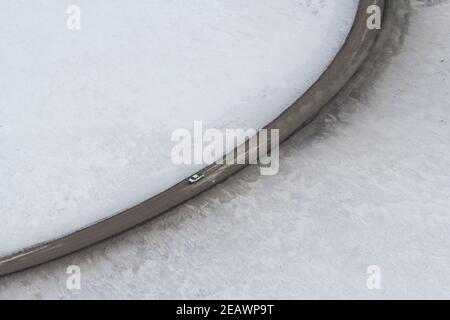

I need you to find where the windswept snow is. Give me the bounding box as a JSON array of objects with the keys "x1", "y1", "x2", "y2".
[{"x1": 0, "y1": 0, "x2": 358, "y2": 256}]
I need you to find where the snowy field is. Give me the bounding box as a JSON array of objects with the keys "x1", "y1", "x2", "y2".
[
  {"x1": 1, "y1": 0, "x2": 450, "y2": 300},
  {"x1": 0, "y1": 0, "x2": 358, "y2": 256}
]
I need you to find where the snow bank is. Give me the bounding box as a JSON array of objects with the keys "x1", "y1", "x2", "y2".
[{"x1": 0, "y1": 0, "x2": 358, "y2": 256}]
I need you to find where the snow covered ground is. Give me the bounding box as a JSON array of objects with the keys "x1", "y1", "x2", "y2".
[
  {"x1": 0, "y1": 0, "x2": 358, "y2": 257},
  {"x1": 1, "y1": 0, "x2": 450, "y2": 299}
]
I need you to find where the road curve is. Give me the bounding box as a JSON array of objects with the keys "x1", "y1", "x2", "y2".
[{"x1": 0, "y1": 0, "x2": 385, "y2": 276}]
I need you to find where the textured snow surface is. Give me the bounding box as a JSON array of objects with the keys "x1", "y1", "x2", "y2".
[
  {"x1": 0, "y1": 0, "x2": 359, "y2": 256},
  {"x1": 1, "y1": 0, "x2": 449, "y2": 299}
]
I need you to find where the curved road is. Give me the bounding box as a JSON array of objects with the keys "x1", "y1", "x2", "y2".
[{"x1": 4, "y1": 0, "x2": 449, "y2": 300}]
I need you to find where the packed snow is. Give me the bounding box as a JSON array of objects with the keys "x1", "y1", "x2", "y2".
[{"x1": 0, "y1": 0, "x2": 358, "y2": 256}]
